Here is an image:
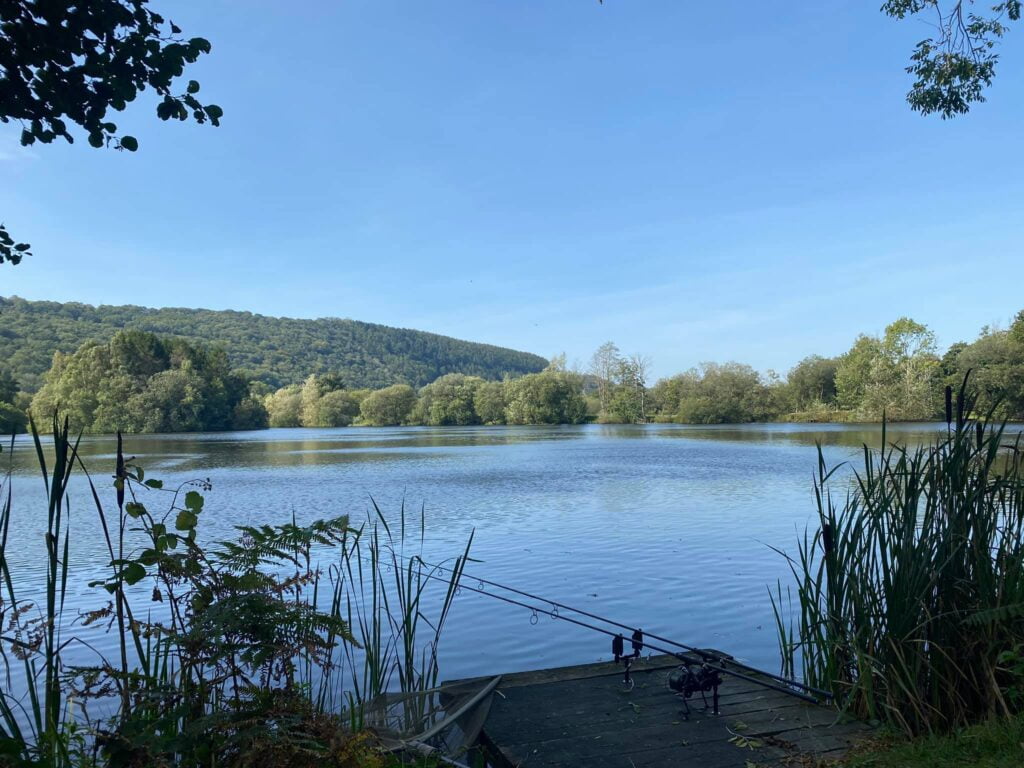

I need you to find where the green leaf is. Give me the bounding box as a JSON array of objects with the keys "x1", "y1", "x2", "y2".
[
  {"x1": 205, "y1": 104, "x2": 223, "y2": 120},
  {"x1": 175, "y1": 509, "x2": 198, "y2": 530},
  {"x1": 122, "y1": 562, "x2": 146, "y2": 585},
  {"x1": 88, "y1": 132, "x2": 104, "y2": 148},
  {"x1": 187, "y1": 80, "x2": 200, "y2": 94},
  {"x1": 120, "y1": 135, "x2": 138, "y2": 152},
  {"x1": 125, "y1": 501, "x2": 146, "y2": 518},
  {"x1": 184, "y1": 490, "x2": 204, "y2": 513},
  {"x1": 144, "y1": 478, "x2": 163, "y2": 489},
  {"x1": 138, "y1": 549, "x2": 159, "y2": 566}
]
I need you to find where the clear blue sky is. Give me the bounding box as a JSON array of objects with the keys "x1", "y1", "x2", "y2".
[{"x1": 2, "y1": 1, "x2": 1023, "y2": 380}]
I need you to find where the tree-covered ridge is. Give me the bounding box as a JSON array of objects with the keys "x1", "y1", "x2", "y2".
[{"x1": 0, "y1": 296, "x2": 548, "y2": 391}]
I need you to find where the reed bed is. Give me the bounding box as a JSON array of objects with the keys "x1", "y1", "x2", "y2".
[
  {"x1": 773, "y1": 394, "x2": 1024, "y2": 735},
  {"x1": 0, "y1": 417, "x2": 471, "y2": 766}
]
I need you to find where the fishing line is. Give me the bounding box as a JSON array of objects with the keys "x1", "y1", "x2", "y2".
[
  {"x1": 394, "y1": 555, "x2": 825, "y2": 705},
  {"x1": 388, "y1": 550, "x2": 831, "y2": 700}
]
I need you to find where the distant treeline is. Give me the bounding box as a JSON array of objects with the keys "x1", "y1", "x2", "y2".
[
  {"x1": 1, "y1": 330, "x2": 585, "y2": 433},
  {"x1": 0, "y1": 296, "x2": 547, "y2": 391},
  {"x1": 642, "y1": 312, "x2": 1024, "y2": 424},
  {"x1": 1, "y1": 310, "x2": 1022, "y2": 434},
  {"x1": 263, "y1": 366, "x2": 586, "y2": 428}
]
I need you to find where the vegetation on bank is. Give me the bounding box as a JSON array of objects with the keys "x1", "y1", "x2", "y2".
[
  {"x1": 2, "y1": 305, "x2": 1024, "y2": 433},
  {"x1": 647, "y1": 312, "x2": 1024, "y2": 425},
  {"x1": 840, "y1": 714, "x2": 1024, "y2": 768},
  {"x1": 0, "y1": 418, "x2": 474, "y2": 766},
  {"x1": 773, "y1": 389, "x2": 1024, "y2": 738}
]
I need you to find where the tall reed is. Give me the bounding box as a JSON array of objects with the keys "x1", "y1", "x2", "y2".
[
  {"x1": 0, "y1": 421, "x2": 471, "y2": 766},
  {"x1": 0, "y1": 416, "x2": 83, "y2": 765},
  {"x1": 337, "y1": 500, "x2": 471, "y2": 737},
  {"x1": 772, "y1": 405, "x2": 1024, "y2": 735}
]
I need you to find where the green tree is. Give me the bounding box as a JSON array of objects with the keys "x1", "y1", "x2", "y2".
[
  {"x1": 314, "y1": 390, "x2": 361, "y2": 427},
  {"x1": 785, "y1": 355, "x2": 839, "y2": 412},
  {"x1": 121, "y1": 365, "x2": 206, "y2": 432},
  {"x1": 299, "y1": 375, "x2": 322, "y2": 427},
  {"x1": 1011, "y1": 309, "x2": 1024, "y2": 346},
  {"x1": 604, "y1": 355, "x2": 650, "y2": 423},
  {"x1": 296, "y1": 373, "x2": 358, "y2": 427},
  {"x1": 504, "y1": 369, "x2": 587, "y2": 425},
  {"x1": 0, "y1": 401, "x2": 26, "y2": 434},
  {"x1": 941, "y1": 340, "x2": 969, "y2": 379},
  {"x1": 836, "y1": 319, "x2": 940, "y2": 420},
  {"x1": 265, "y1": 386, "x2": 302, "y2": 428},
  {"x1": 883, "y1": 1, "x2": 1021, "y2": 118},
  {"x1": 0, "y1": 368, "x2": 17, "y2": 405},
  {"x1": 30, "y1": 344, "x2": 109, "y2": 429},
  {"x1": 878, "y1": 317, "x2": 940, "y2": 419},
  {"x1": 1, "y1": 0, "x2": 222, "y2": 264},
  {"x1": 588, "y1": 341, "x2": 621, "y2": 416},
  {"x1": 947, "y1": 316, "x2": 1024, "y2": 419},
  {"x1": 232, "y1": 395, "x2": 270, "y2": 430},
  {"x1": 835, "y1": 335, "x2": 883, "y2": 412},
  {"x1": 29, "y1": 330, "x2": 263, "y2": 433},
  {"x1": 473, "y1": 381, "x2": 507, "y2": 425},
  {"x1": 650, "y1": 375, "x2": 687, "y2": 420},
  {"x1": 673, "y1": 362, "x2": 777, "y2": 424},
  {"x1": 359, "y1": 384, "x2": 417, "y2": 426},
  {"x1": 413, "y1": 374, "x2": 484, "y2": 426},
  {"x1": 0, "y1": 368, "x2": 26, "y2": 434}
]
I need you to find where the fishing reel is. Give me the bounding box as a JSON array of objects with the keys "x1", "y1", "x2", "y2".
[
  {"x1": 611, "y1": 629, "x2": 644, "y2": 689},
  {"x1": 668, "y1": 661, "x2": 722, "y2": 718}
]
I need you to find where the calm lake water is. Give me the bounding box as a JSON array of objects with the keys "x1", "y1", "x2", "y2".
[{"x1": 4, "y1": 422, "x2": 1013, "y2": 687}]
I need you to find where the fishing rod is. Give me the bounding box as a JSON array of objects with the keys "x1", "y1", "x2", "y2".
[
  {"x1": 396, "y1": 551, "x2": 832, "y2": 701},
  {"x1": 400, "y1": 558, "x2": 826, "y2": 707}
]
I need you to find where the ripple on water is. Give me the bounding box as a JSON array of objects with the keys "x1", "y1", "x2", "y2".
[{"x1": 5, "y1": 422, "x2": 1015, "y2": 690}]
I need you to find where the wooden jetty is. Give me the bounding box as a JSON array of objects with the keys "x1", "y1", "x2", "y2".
[{"x1": 443, "y1": 652, "x2": 871, "y2": 768}]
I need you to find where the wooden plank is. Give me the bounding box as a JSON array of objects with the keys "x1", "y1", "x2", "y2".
[
  {"x1": 445, "y1": 654, "x2": 683, "y2": 691},
  {"x1": 444, "y1": 651, "x2": 737, "y2": 689},
  {"x1": 480, "y1": 677, "x2": 832, "y2": 741},
  {"x1": 442, "y1": 653, "x2": 869, "y2": 768},
  {"x1": 484, "y1": 695, "x2": 827, "y2": 744}
]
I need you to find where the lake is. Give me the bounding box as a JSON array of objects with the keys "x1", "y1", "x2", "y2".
[{"x1": 2, "y1": 422, "x2": 1006, "y2": 687}]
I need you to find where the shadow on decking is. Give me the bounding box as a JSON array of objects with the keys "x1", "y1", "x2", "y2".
[{"x1": 443, "y1": 653, "x2": 871, "y2": 768}]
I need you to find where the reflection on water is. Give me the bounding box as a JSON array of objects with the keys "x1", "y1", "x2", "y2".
[{"x1": 3, "y1": 422, "x2": 1017, "y2": 684}]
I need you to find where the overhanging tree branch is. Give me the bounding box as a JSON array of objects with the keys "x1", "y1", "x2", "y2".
[{"x1": 0, "y1": 0, "x2": 222, "y2": 265}]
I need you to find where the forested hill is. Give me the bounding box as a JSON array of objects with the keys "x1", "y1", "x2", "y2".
[{"x1": 0, "y1": 296, "x2": 548, "y2": 391}]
